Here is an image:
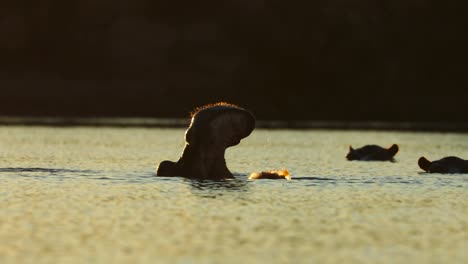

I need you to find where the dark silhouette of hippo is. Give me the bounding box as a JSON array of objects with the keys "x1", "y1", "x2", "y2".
[
  {"x1": 346, "y1": 144, "x2": 399, "y2": 161},
  {"x1": 418, "y1": 156, "x2": 468, "y2": 173},
  {"x1": 156, "y1": 102, "x2": 255, "y2": 179}
]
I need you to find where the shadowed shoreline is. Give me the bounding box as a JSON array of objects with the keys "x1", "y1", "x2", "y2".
[{"x1": 0, "y1": 116, "x2": 467, "y2": 132}]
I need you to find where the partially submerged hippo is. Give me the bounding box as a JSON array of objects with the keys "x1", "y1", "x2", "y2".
[
  {"x1": 156, "y1": 102, "x2": 255, "y2": 179},
  {"x1": 346, "y1": 144, "x2": 399, "y2": 161},
  {"x1": 418, "y1": 156, "x2": 468, "y2": 174}
]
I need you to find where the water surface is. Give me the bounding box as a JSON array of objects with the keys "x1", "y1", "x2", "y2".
[{"x1": 1, "y1": 127, "x2": 467, "y2": 263}]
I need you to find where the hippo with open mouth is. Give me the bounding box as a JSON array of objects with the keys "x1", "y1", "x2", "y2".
[
  {"x1": 418, "y1": 156, "x2": 468, "y2": 173},
  {"x1": 156, "y1": 102, "x2": 255, "y2": 179}
]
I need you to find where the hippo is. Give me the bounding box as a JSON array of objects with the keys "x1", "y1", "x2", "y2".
[
  {"x1": 346, "y1": 144, "x2": 399, "y2": 161},
  {"x1": 249, "y1": 169, "x2": 291, "y2": 180},
  {"x1": 156, "y1": 102, "x2": 255, "y2": 179},
  {"x1": 418, "y1": 156, "x2": 468, "y2": 173}
]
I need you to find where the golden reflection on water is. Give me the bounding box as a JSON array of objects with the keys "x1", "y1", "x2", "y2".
[{"x1": 0, "y1": 127, "x2": 467, "y2": 263}]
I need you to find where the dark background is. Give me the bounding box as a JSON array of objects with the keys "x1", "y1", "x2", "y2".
[{"x1": 1, "y1": 1, "x2": 467, "y2": 122}]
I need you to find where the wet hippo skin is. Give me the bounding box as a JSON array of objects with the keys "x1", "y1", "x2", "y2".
[
  {"x1": 346, "y1": 144, "x2": 399, "y2": 161},
  {"x1": 418, "y1": 156, "x2": 468, "y2": 174}
]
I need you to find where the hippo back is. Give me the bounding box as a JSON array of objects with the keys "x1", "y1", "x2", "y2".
[{"x1": 428, "y1": 156, "x2": 468, "y2": 173}]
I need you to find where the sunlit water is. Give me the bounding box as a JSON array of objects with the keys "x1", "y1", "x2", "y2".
[{"x1": 1, "y1": 126, "x2": 467, "y2": 264}]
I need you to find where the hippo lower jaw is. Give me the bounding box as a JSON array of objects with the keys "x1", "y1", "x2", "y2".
[
  {"x1": 157, "y1": 143, "x2": 233, "y2": 179},
  {"x1": 182, "y1": 143, "x2": 234, "y2": 179}
]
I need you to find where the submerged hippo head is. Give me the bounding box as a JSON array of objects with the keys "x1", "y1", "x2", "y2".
[
  {"x1": 346, "y1": 144, "x2": 399, "y2": 161},
  {"x1": 418, "y1": 156, "x2": 468, "y2": 174},
  {"x1": 157, "y1": 102, "x2": 255, "y2": 179}
]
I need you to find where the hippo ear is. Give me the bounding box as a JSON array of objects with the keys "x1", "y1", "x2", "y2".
[
  {"x1": 388, "y1": 144, "x2": 399, "y2": 156},
  {"x1": 349, "y1": 145, "x2": 354, "y2": 152},
  {"x1": 418, "y1": 157, "x2": 431, "y2": 171}
]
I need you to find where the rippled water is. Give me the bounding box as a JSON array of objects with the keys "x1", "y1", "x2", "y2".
[{"x1": 1, "y1": 126, "x2": 467, "y2": 263}]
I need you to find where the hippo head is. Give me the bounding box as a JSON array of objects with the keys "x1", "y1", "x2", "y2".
[
  {"x1": 418, "y1": 156, "x2": 468, "y2": 173},
  {"x1": 157, "y1": 102, "x2": 255, "y2": 179},
  {"x1": 418, "y1": 157, "x2": 431, "y2": 171},
  {"x1": 346, "y1": 145, "x2": 357, "y2": 160},
  {"x1": 346, "y1": 144, "x2": 399, "y2": 161}
]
